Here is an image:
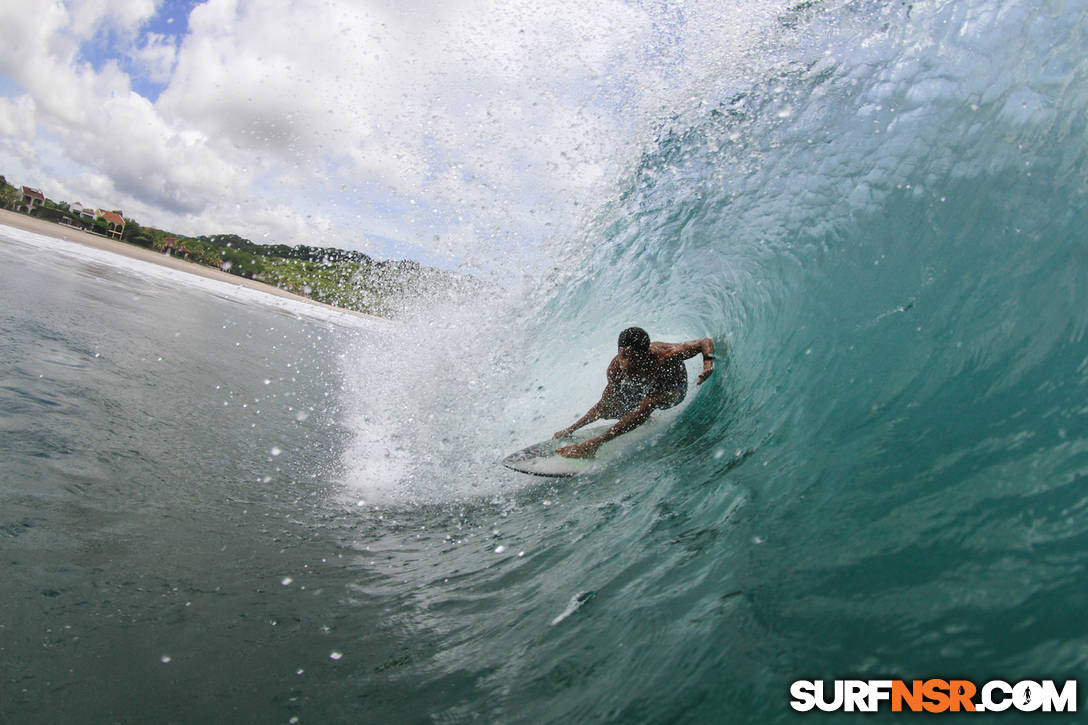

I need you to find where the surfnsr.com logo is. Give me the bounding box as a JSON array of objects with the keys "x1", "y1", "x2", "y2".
[{"x1": 790, "y1": 679, "x2": 1078, "y2": 713}]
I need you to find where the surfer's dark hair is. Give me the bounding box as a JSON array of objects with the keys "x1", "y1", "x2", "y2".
[{"x1": 618, "y1": 326, "x2": 650, "y2": 352}]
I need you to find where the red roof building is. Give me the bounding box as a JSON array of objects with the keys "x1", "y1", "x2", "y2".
[
  {"x1": 19, "y1": 186, "x2": 45, "y2": 214},
  {"x1": 97, "y1": 210, "x2": 126, "y2": 240}
]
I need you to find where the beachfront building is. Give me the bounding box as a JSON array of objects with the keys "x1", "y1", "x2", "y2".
[
  {"x1": 97, "y1": 209, "x2": 126, "y2": 240},
  {"x1": 19, "y1": 187, "x2": 45, "y2": 214},
  {"x1": 71, "y1": 202, "x2": 96, "y2": 221}
]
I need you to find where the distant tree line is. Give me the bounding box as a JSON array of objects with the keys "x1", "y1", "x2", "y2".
[{"x1": 0, "y1": 176, "x2": 17, "y2": 210}]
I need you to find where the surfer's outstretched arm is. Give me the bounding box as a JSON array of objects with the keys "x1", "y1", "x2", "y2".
[
  {"x1": 553, "y1": 357, "x2": 622, "y2": 439},
  {"x1": 556, "y1": 392, "x2": 661, "y2": 458},
  {"x1": 553, "y1": 391, "x2": 608, "y2": 438},
  {"x1": 597, "y1": 396, "x2": 656, "y2": 442},
  {"x1": 554, "y1": 404, "x2": 597, "y2": 438}
]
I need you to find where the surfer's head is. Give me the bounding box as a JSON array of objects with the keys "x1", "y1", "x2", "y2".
[{"x1": 618, "y1": 326, "x2": 650, "y2": 354}]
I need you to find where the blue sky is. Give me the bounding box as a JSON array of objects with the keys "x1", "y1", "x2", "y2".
[{"x1": 77, "y1": 0, "x2": 200, "y2": 102}]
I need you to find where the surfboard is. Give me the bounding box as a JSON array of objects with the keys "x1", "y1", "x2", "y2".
[{"x1": 501, "y1": 424, "x2": 615, "y2": 477}]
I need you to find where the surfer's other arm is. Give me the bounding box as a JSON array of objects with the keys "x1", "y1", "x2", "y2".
[{"x1": 673, "y1": 337, "x2": 716, "y2": 385}]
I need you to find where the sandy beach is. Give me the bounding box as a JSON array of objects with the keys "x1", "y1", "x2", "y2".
[{"x1": 0, "y1": 208, "x2": 385, "y2": 322}]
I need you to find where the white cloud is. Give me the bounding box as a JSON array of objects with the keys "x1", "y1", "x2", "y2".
[
  {"x1": 0, "y1": 95, "x2": 37, "y2": 139},
  {"x1": 0, "y1": 0, "x2": 786, "y2": 271},
  {"x1": 148, "y1": 0, "x2": 664, "y2": 257}
]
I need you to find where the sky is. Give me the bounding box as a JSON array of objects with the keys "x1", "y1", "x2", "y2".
[{"x1": 0, "y1": 0, "x2": 778, "y2": 275}]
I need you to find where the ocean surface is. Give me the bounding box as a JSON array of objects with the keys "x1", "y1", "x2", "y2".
[{"x1": 3, "y1": 1, "x2": 1087, "y2": 722}]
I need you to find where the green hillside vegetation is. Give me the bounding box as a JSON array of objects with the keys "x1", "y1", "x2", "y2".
[{"x1": 196, "y1": 234, "x2": 447, "y2": 318}]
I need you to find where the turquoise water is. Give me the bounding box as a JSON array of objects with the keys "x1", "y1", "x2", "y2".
[{"x1": 4, "y1": 1, "x2": 1088, "y2": 722}]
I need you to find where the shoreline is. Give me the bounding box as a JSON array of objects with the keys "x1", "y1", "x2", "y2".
[{"x1": 0, "y1": 209, "x2": 386, "y2": 322}]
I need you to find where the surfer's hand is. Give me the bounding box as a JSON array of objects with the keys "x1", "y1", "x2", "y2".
[
  {"x1": 697, "y1": 361, "x2": 714, "y2": 385},
  {"x1": 557, "y1": 440, "x2": 599, "y2": 459}
]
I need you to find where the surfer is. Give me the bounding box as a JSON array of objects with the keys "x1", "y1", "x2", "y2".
[{"x1": 553, "y1": 327, "x2": 716, "y2": 459}]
